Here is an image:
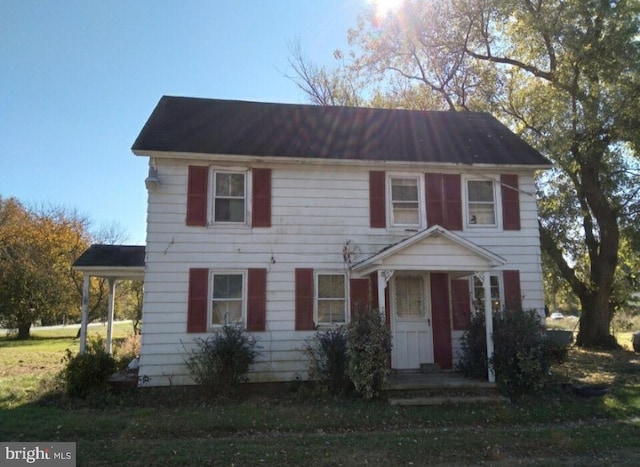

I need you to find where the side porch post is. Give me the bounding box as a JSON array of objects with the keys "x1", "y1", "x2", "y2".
[
  {"x1": 79, "y1": 275, "x2": 90, "y2": 354},
  {"x1": 105, "y1": 277, "x2": 116, "y2": 354},
  {"x1": 483, "y1": 271, "x2": 496, "y2": 383}
]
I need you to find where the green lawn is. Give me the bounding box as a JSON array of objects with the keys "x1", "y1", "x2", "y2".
[
  {"x1": 1, "y1": 325, "x2": 640, "y2": 465},
  {"x1": 0, "y1": 322, "x2": 133, "y2": 409}
]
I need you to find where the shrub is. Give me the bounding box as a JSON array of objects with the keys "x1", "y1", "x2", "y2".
[
  {"x1": 456, "y1": 311, "x2": 489, "y2": 379},
  {"x1": 61, "y1": 336, "x2": 117, "y2": 398},
  {"x1": 347, "y1": 308, "x2": 392, "y2": 399},
  {"x1": 456, "y1": 308, "x2": 566, "y2": 398},
  {"x1": 184, "y1": 325, "x2": 260, "y2": 397},
  {"x1": 303, "y1": 326, "x2": 351, "y2": 395}
]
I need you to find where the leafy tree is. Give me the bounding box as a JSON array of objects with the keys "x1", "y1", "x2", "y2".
[
  {"x1": 0, "y1": 197, "x2": 91, "y2": 338},
  {"x1": 290, "y1": 0, "x2": 640, "y2": 348}
]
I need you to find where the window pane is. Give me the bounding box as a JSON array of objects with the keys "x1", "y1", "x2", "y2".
[
  {"x1": 229, "y1": 174, "x2": 245, "y2": 196},
  {"x1": 469, "y1": 203, "x2": 495, "y2": 224},
  {"x1": 391, "y1": 178, "x2": 418, "y2": 201},
  {"x1": 214, "y1": 199, "x2": 245, "y2": 222},
  {"x1": 396, "y1": 276, "x2": 424, "y2": 317},
  {"x1": 318, "y1": 300, "x2": 346, "y2": 324},
  {"x1": 468, "y1": 181, "x2": 494, "y2": 202},
  {"x1": 393, "y1": 205, "x2": 420, "y2": 225},
  {"x1": 318, "y1": 275, "x2": 345, "y2": 299},
  {"x1": 216, "y1": 173, "x2": 245, "y2": 196},
  {"x1": 215, "y1": 173, "x2": 230, "y2": 196},
  {"x1": 213, "y1": 274, "x2": 243, "y2": 299},
  {"x1": 212, "y1": 300, "x2": 242, "y2": 325}
]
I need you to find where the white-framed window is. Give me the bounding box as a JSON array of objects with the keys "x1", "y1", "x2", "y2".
[
  {"x1": 315, "y1": 273, "x2": 347, "y2": 325},
  {"x1": 471, "y1": 273, "x2": 503, "y2": 313},
  {"x1": 210, "y1": 271, "x2": 246, "y2": 327},
  {"x1": 213, "y1": 171, "x2": 247, "y2": 223},
  {"x1": 394, "y1": 275, "x2": 426, "y2": 318},
  {"x1": 389, "y1": 174, "x2": 423, "y2": 228},
  {"x1": 466, "y1": 179, "x2": 497, "y2": 226}
]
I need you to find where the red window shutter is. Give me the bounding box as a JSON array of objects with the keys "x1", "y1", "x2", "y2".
[
  {"x1": 349, "y1": 278, "x2": 370, "y2": 319},
  {"x1": 247, "y1": 268, "x2": 267, "y2": 332},
  {"x1": 443, "y1": 174, "x2": 463, "y2": 230},
  {"x1": 369, "y1": 171, "x2": 386, "y2": 228},
  {"x1": 295, "y1": 268, "x2": 314, "y2": 331},
  {"x1": 186, "y1": 166, "x2": 208, "y2": 226},
  {"x1": 187, "y1": 268, "x2": 208, "y2": 333},
  {"x1": 451, "y1": 279, "x2": 471, "y2": 330},
  {"x1": 430, "y1": 273, "x2": 453, "y2": 369},
  {"x1": 425, "y1": 173, "x2": 444, "y2": 227},
  {"x1": 427, "y1": 173, "x2": 462, "y2": 230},
  {"x1": 501, "y1": 174, "x2": 521, "y2": 231},
  {"x1": 252, "y1": 168, "x2": 271, "y2": 228},
  {"x1": 503, "y1": 270, "x2": 522, "y2": 311}
]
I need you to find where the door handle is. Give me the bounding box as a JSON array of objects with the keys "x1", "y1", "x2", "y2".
[{"x1": 427, "y1": 319, "x2": 431, "y2": 327}]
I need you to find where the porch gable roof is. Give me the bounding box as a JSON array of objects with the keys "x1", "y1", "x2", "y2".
[{"x1": 352, "y1": 225, "x2": 506, "y2": 275}]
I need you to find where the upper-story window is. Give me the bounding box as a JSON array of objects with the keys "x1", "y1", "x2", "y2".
[
  {"x1": 214, "y1": 172, "x2": 246, "y2": 223},
  {"x1": 316, "y1": 273, "x2": 347, "y2": 325},
  {"x1": 389, "y1": 176, "x2": 422, "y2": 228},
  {"x1": 466, "y1": 180, "x2": 496, "y2": 226}
]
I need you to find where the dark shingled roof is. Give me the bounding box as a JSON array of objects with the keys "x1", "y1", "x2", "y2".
[
  {"x1": 73, "y1": 245, "x2": 145, "y2": 268},
  {"x1": 132, "y1": 96, "x2": 551, "y2": 166}
]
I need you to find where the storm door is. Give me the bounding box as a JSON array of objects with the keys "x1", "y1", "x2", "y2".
[{"x1": 391, "y1": 273, "x2": 433, "y2": 369}]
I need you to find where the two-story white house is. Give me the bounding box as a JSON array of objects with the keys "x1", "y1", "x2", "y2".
[{"x1": 130, "y1": 96, "x2": 551, "y2": 387}]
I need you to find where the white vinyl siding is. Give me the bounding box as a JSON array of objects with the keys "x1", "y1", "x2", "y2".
[{"x1": 138, "y1": 161, "x2": 546, "y2": 385}]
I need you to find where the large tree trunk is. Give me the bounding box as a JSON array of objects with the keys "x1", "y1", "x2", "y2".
[
  {"x1": 17, "y1": 322, "x2": 31, "y2": 340},
  {"x1": 576, "y1": 294, "x2": 618, "y2": 349}
]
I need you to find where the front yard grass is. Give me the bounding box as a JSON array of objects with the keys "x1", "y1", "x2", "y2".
[{"x1": 1, "y1": 325, "x2": 639, "y2": 465}]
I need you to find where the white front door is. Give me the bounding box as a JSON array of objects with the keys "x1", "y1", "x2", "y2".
[{"x1": 391, "y1": 273, "x2": 434, "y2": 370}]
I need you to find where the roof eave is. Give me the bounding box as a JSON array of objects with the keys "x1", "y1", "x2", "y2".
[{"x1": 132, "y1": 149, "x2": 552, "y2": 170}]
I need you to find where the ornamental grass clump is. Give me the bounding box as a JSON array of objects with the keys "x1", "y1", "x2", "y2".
[{"x1": 185, "y1": 325, "x2": 260, "y2": 397}]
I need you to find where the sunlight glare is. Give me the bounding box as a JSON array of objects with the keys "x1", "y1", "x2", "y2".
[{"x1": 368, "y1": 0, "x2": 404, "y2": 20}]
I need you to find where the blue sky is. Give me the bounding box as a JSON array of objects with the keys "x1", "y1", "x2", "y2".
[{"x1": 1, "y1": 0, "x2": 366, "y2": 244}]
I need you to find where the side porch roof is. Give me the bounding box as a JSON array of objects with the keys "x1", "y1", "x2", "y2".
[
  {"x1": 352, "y1": 225, "x2": 506, "y2": 276},
  {"x1": 72, "y1": 244, "x2": 145, "y2": 280}
]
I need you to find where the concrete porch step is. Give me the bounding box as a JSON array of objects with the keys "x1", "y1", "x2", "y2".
[
  {"x1": 384, "y1": 371, "x2": 502, "y2": 402},
  {"x1": 420, "y1": 363, "x2": 441, "y2": 374}
]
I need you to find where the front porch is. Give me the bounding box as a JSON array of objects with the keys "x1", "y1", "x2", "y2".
[{"x1": 353, "y1": 225, "x2": 507, "y2": 383}]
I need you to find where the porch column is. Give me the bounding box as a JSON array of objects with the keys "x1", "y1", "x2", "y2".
[
  {"x1": 79, "y1": 275, "x2": 90, "y2": 354},
  {"x1": 105, "y1": 278, "x2": 116, "y2": 354},
  {"x1": 376, "y1": 270, "x2": 393, "y2": 318},
  {"x1": 483, "y1": 271, "x2": 495, "y2": 383}
]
